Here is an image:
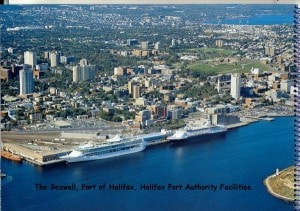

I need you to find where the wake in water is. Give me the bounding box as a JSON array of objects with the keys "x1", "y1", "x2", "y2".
[{"x1": 1, "y1": 175, "x2": 13, "y2": 186}]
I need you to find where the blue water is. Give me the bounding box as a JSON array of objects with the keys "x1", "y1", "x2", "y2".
[
  {"x1": 2, "y1": 117, "x2": 294, "y2": 211},
  {"x1": 205, "y1": 15, "x2": 293, "y2": 25}
]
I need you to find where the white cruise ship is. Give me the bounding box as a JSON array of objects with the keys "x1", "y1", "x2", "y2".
[
  {"x1": 60, "y1": 135, "x2": 146, "y2": 163},
  {"x1": 167, "y1": 121, "x2": 227, "y2": 144}
]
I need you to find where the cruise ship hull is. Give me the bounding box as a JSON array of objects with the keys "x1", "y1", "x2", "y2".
[
  {"x1": 61, "y1": 143, "x2": 146, "y2": 163},
  {"x1": 168, "y1": 130, "x2": 226, "y2": 144}
]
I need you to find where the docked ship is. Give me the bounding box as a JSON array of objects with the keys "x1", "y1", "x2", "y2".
[
  {"x1": 60, "y1": 135, "x2": 146, "y2": 163},
  {"x1": 1, "y1": 150, "x2": 22, "y2": 162},
  {"x1": 167, "y1": 121, "x2": 227, "y2": 144}
]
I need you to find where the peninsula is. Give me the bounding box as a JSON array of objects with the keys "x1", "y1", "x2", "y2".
[{"x1": 264, "y1": 166, "x2": 295, "y2": 202}]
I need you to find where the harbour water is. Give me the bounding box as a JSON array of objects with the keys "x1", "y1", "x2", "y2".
[
  {"x1": 203, "y1": 4, "x2": 293, "y2": 25},
  {"x1": 1, "y1": 117, "x2": 294, "y2": 210},
  {"x1": 205, "y1": 14, "x2": 293, "y2": 25}
]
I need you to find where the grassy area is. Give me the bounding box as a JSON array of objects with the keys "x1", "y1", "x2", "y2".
[
  {"x1": 187, "y1": 60, "x2": 270, "y2": 74},
  {"x1": 265, "y1": 166, "x2": 295, "y2": 201},
  {"x1": 188, "y1": 47, "x2": 237, "y2": 57}
]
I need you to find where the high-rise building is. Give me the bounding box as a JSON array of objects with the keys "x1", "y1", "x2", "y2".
[
  {"x1": 50, "y1": 52, "x2": 58, "y2": 67},
  {"x1": 88, "y1": 65, "x2": 96, "y2": 81},
  {"x1": 133, "y1": 85, "x2": 141, "y2": 99},
  {"x1": 151, "y1": 105, "x2": 167, "y2": 118},
  {"x1": 265, "y1": 46, "x2": 275, "y2": 57},
  {"x1": 141, "y1": 41, "x2": 149, "y2": 50},
  {"x1": 81, "y1": 65, "x2": 90, "y2": 81},
  {"x1": 128, "y1": 81, "x2": 136, "y2": 94},
  {"x1": 269, "y1": 47, "x2": 275, "y2": 57},
  {"x1": 135, "y1": 110, "x2": 151, "y2": 123},
  {"x1": 60, "y1": 56, "x2": 67, "y2": 64},
  {"x1": 171, "y1": 39, "x2": 176, "y2": 47},
  {"x1": 281, "y1": 79, "x2": 292, "y2": 93},
  {"x1": 72, "y1": 65, "x2": 95, "y2": 82},
  {"x1": 73, "y1": 65, "x2": 81, "y2": 82},
  {"x1": 83, "y1": 65, "x2": 95, "y2": 81},
  {"x1": 24, "y1": 51, "x2": 37, "y2": 68},
  {"x1": 154, "y1": 42, "x2": 160, "y2": 50},
  {"x1": 127, "y1": 39, "x2": 138, "y2": 46},
  {"x1": 44, "y1": 51, "x2": 50, "y2": 59},
  {"x1": 60, "y1": 55, "x2": 75, "y2": 64},
  {"x1": 230, "y1": 73, "x2": 241, "y2": 100},
  {"x1": 217, "y1": 78, "x2": 221, "y2": 93},
  {"x1": 36, "y1": 63, "x2": 48, "y2": 71},
  {"x1": 19, "y1": 64, "x2": 34, "y2": 95},
  {"x1": 215, "y1": 40, "x2": 223, "y2": 48},
  {"x1": 80, "y1": 59, "x2": 88, "y2": 66},
  {"x1": 114, "y1": 67, "x2": 125, "y2": 76},
  {"x1": 167, "y1": 109, "x2": 182, "y2": 120}
]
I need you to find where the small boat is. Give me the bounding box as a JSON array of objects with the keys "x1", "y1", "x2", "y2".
[{"x1": 1, "y1": 150, "x2": 22, "y2": 162}]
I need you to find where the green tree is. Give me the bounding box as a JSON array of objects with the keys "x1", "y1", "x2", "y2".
[{"x1": 112, "y1": 116, "x2": 122, "y2": 122}]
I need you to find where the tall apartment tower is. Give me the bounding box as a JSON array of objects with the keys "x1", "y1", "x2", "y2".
[
  {"x1": 81, "y1": 65, "x2": 90, "y2": 81},
  {"x1": 44, "y1": 51, "x2": 50, "y2": 59},
  {"x1": 73, "y1": 65, "x2": 81, "y2": 82},
  {"x1": 265, "y1": 46, "x2": 275, "y2": 57},
  {"x1": 141, "y1": 41, "x2": 149, "y2": 50},
  {"x1": 87, "y1": 65, "x2": 96, "y2": 80},
  {"x1": 171, "y1": 39, "x2": 176, "y2": 47},
  {"x1": 80, "y1": 59, "x2": 88, "y2": 66},
  {"x1": 128, "y1": 81, "x2": 134, "y2": 94},
  {"x1": 230, "y1": 73, "x2": 241, "y2": 100},
  {"x1": 24, "y1": 51, "x2": 37, "y2": 68},
  {"x1": 215, "y1": 40, "x2": 223, "y2": 48},
  {"x1": 217, "y1": 78, "x2": 221, "y2": 93},
  {"x1": 19, "y1": 64, "x2": 34, "y2": 95},
  {"x1": 133, "y1": 85, "x2": 141, "y2": 99},
  {"x1": 154, "y1": 42, "x2": 160, "y2": 50},
  {"x1": 72, "y1": 65, "x2": 95, "y2": 82},
  {"x1": 50, "y1": 52, "x2": 58, "y2": 67}
]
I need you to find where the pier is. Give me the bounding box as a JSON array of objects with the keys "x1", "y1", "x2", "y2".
[
  {"x1": 2, "y1": 143, "x2": 71, "y2": 166},
  {"x1": 1, "y1": 131, "x2": 171, "y2": 166},
  {"x1": 243, "y1": 116, "x2": 274, "y2": 121}
]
